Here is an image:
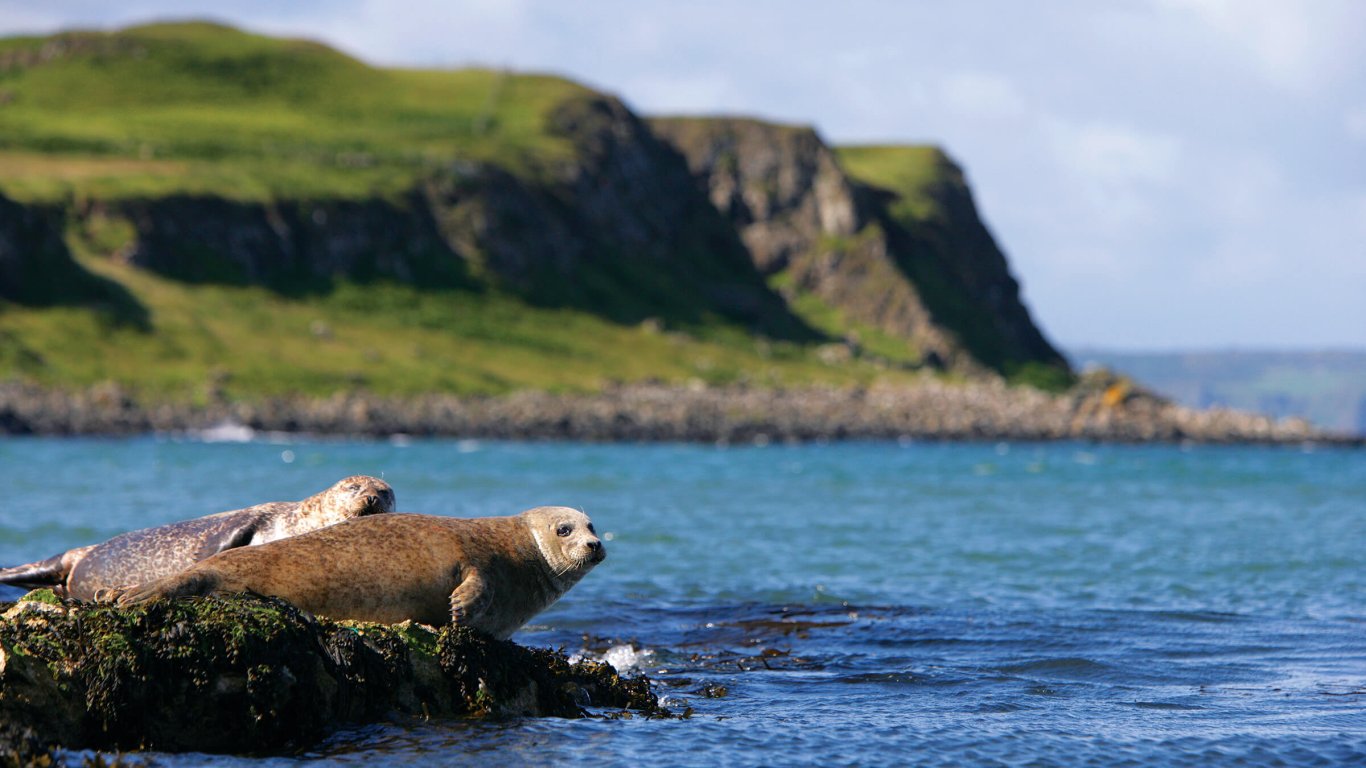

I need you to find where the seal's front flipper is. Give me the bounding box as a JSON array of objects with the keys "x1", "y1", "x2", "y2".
[
  {"x1": 106, "y1": 571, "x2": 223, "y2": 605},
  {"x1": 449, "y1": 570, "x2": 493, "y2": 627},
  {"x1": 192, "y1": 521, "x2": 259, "y2": 562}
]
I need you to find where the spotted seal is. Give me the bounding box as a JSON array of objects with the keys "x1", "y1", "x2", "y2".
[
  {"x1": 109, "y1": 507, "x2": 605, "y2": 639},
  {"x1": 0, "y1": 475, "x2": 395, "y2": 600}
]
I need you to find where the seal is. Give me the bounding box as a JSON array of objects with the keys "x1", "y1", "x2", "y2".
[
  {"x1": 109, "y1": 507, "x2": 605, "y2": 639},
  {"x1": 0, "y1": 475, "x2": 395, "y2": 600}
]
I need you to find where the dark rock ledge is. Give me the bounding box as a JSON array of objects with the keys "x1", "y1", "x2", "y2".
[{"x1": 0, "y1": 590, "x2": 664, "y2": 763}]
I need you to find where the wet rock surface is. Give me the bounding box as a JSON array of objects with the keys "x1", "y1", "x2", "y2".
[{"x1": 0, "y1": 591, "x2": 664, "y2": 758}]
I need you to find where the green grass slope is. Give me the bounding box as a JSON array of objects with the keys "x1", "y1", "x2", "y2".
[
  {"x1": 0, "y1": 21, "x2": 584, "y2": 202},
  {"x1": 1, "y1": 249, "x2": 906, "y2": 399},
  {"x1": 836, "y1": 144, "x2": 948, "y2": 223}
]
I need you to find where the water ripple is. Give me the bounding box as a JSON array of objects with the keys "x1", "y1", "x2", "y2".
[{"x1": 6, "y1": 439, "x2": 1364, "y2": 766}]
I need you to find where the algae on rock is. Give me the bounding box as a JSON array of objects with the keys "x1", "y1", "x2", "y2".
[{"x1": 0, "y1": 590, "x2": 664, "y2": 757}]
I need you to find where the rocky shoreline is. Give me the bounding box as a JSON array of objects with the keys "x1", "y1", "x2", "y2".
[{"x1": 1, "y1": 375, "x2": 1358, "y2": 445}]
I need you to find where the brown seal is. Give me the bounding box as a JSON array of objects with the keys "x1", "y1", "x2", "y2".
[
  {"x1": 109, "y1": 507, "x2": 605, "y2": 639},
  {"x1": 0, "y1": 475, "x2": 395, "y2": 600}
]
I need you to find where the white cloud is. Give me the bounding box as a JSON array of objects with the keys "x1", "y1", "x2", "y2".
[
  {"x1": 1346, "y1": 107, "x2": 1366, "y2": 141},
  {"x1": 1205, "y1": 153, "x2": 1281, "y2": 226},
  {"x1": 1058, "y1": 122, "x2": 1181, "y2": 186},
  {"x1": 937, "y1": 72, "x2": 1026, "y2": 119},
  {"x1": 1031, "y1": 121, "x2": 1182, "y2": 237},
  {"x1": 623, "y1": 72, "x2": 748, "y2": 116},
  {"x1": 296, "y1": 0, "x2": 538, "y2": 68},
  {"x1": 1155, "y1": 0, "x2": 1362, "y2": 92}
]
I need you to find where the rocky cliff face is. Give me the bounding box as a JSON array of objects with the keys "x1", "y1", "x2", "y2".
[
  {"x1": 93, "y1": 192, "x2": 465, "y2": 291},
  {"x1": 890, "y1": 150, "x2": 1067, "y2": 374},
  {"x1": 0, "y1": 196, "x2": 83, "y2": 304},
  {"x1": 0, "y1": 194, "x2": 148, "y2": 328},
  {"x1": 38, "y1": 96, "x2": 807, "y2": 339},
  {"x1": 1, "y1": 94, "x2": 1064, "y2": 375},
  {"x1": 650, "y1": 118, "x2": 1067, "y2": 377},
  {"x1": 642, "y1": 120, "x2": 861, "y2": 274},
  {"x1": 484, "y1": 95, "x2": 807, "y2": 335}
]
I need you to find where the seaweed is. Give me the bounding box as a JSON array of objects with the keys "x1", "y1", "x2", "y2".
[{"x1": 0, "y1": 591, "x2": 665, "y2": 757}]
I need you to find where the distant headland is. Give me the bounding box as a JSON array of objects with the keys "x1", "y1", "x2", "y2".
[{"x1": 0, "y1": 22, "x2": 1354, "y2": 444}]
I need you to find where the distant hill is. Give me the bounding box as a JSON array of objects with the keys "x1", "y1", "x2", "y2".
[
  {"x1": 1071, "y1": 349, "x2": 1366, "y2": 435},
  {"x1": 0, "y1": 21, "x2": 1068, "y2": 402}
]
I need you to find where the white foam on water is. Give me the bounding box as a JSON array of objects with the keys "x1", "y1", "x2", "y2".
[
  {"x1": 196, "y1": 419, "x2": 255, "y2": 443},
  {"x1": 569, "y1": 644, "x2": 655, "y2": 674}
]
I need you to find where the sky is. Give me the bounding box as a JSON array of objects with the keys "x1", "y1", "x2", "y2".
[{"x1": 3, "y1": 1, "x2": 1363, "y2": 352}]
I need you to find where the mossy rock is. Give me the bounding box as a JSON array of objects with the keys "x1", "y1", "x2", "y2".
[{"x1": 0, "y1": 591, "x2": 665, "y2": 757}]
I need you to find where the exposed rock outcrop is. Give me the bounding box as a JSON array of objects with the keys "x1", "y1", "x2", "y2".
[
  {"x1": 50, "y1": 97, "x2": 811, "y2": 339},
  {"x1": 650, "y1": 118, "x2": 1068, "y2": 377},
  {"x1": 0, "y1": 590, "x2": 663, "y2": 756},
  {"x1": 0, "y1": 194, "x2": 149, "y2": 330},
  {"x1": 494, "y1": 95, "x2": 809, "y2": 335},
  {"x1": 96, "y1": 192, "x2": 467, "y2": 291}
]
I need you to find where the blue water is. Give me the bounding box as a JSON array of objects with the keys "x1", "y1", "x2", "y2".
[{"x1": 2, "y1": 437, "x2": 1363, "y2": 766}]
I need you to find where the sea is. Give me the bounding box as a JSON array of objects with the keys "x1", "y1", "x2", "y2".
[{"x1": 1, "y1": 436, "x2": 1363, "y2": 767}]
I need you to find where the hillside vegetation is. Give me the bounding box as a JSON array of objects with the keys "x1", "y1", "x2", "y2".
[
  {"x1": 1, "y1": 252, "x2": 897, "y2": 399},
  {"x1": 0, "y1": 22, "x2": 1067, "y2": 403},
  {"x1": 0, "y1": 22, "x2": 582, "y2": 201}
]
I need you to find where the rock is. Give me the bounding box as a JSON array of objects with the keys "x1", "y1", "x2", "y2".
[
  {"x1": 650, "y1": 117, "x2": 1069, "y2": 378},
  {"x1": 0, "y1": 590, "x2": 664, "y2": 757},
  {"x1": 0, "y1": 379, "x2": 1357, "y2": 444}
]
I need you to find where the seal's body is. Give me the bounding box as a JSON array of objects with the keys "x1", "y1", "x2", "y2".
[
  {"x1": 111, "y1": 508, "x2": 605, "y2": 639},
  {"x1": 0, "y1": 476, "x2": 395, "y2": 600}
]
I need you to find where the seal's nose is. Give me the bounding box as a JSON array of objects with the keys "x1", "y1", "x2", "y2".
[{"x1": 586, "y1": 539, "x2": 605, "y2": 562}]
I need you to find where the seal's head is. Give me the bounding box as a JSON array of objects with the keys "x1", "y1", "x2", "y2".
[
  {"x1": 309, "y1": 475, "x2": 396, "y2": 525},
  {"x1": 524, "y1": 506, "x2": 606, "y2": 587}
]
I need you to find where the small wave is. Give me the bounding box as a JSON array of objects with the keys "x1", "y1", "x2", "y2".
[
  {"x1": 1131, "y1": 701, "x2": 1205, "y2": 711},
  {"x1": 570, "y1": 643, "x2": 655, "y2": 674},
  {"x1": 1152, "y1": 609, "x2": 1247, "y2": 624},
  {"x1": 996, "y1": 657, "x2": 1119, "y2": 682},
  {"x1": 195, "y1": 420, "x2": 256, "y2": 443},
  {"x1": 835, "y1": 671, "x2": 920, "y2": 685}
]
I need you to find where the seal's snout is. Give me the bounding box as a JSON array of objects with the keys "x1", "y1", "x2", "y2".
[
  {"x1": 354, "y1": 483, "x2": 396, "y2": 515},
  {"x1": 586, "y1": 538, "x2": 605, "y2": 563}
]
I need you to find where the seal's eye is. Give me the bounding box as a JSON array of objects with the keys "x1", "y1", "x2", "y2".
[
  {"x1": 556, "y1": 523, "x2": 572, "y2": 537},
  {"x1": 587, "y1": 523, "x2": 596, "y2": 534}
]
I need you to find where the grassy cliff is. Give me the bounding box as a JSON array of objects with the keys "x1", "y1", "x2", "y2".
[
  {"x1": 837, "y1": 144, "x2": 1072, "y2": 388},
  {"x1": 0, "y1": 22, "x2": 1066, "y2": 404}
]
